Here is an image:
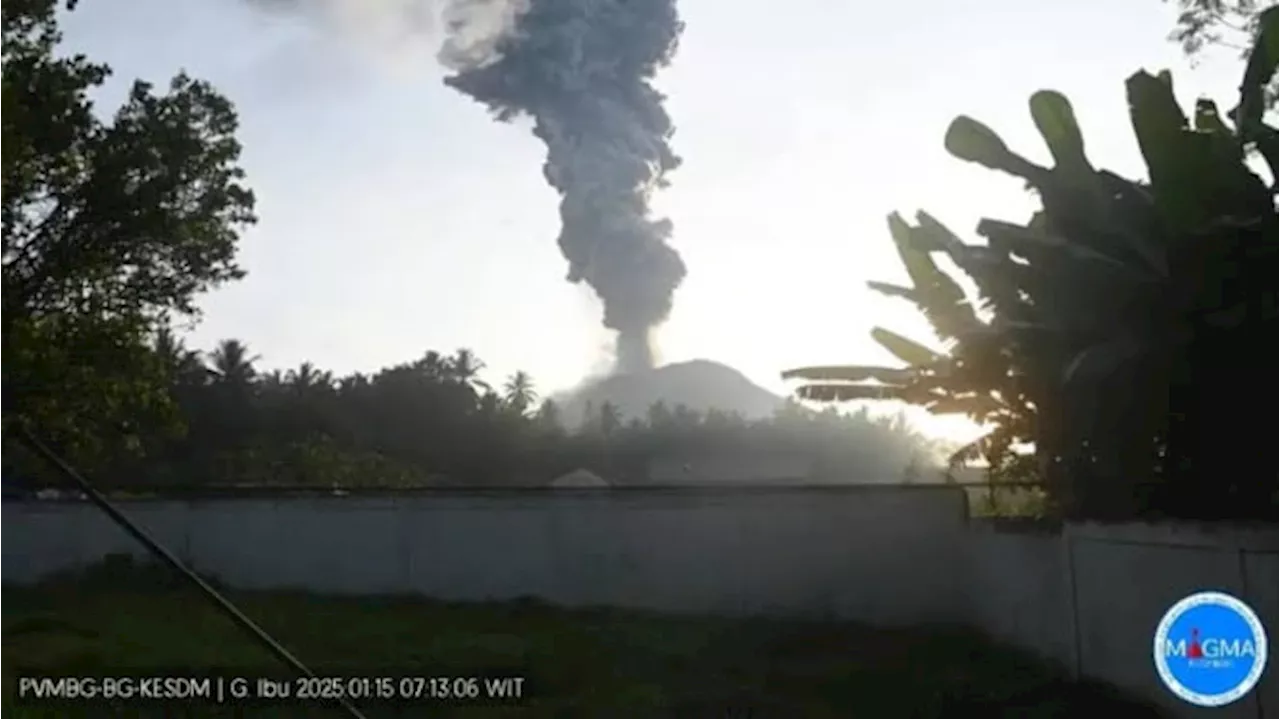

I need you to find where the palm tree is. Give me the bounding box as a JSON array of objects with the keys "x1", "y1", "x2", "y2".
[
  {"x1": 502, "y1": 371, "x2": 538, "y2": 415},
  {"x1": 446, "y1": 348, "x2": 490, "y2": 393},
  {"x1": 414, "y1": 351, "x2": 448, "y2": 381},
  {"x1": 260, "y1": 369, "x2": 286, "y2": 392},
  {"x1": 287, "y1": 362, "x2": 332, "y2": 394},
  {"x1": 207, "y1": 339, "x2": 259, "y2": 387},
  {"x1": 153, "y1": 327, "x2": 210, "y2": 386}
]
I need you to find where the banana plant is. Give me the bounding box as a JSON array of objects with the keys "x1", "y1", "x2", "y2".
[{"x1": 784, "y1": 12, "x2": 1277, "y2": 518}]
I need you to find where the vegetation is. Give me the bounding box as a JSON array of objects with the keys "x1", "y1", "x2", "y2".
[
  {"x1": 9, "y1": 336, "x2": 938, "y2": 489},
  {"x1": 2, "y1": 558, "x2": 1167, "y2": 717},
  {"x1": 785, "y1": 8, "x2": 1278, "y2": 520},
  {"x1": 0, "y1": 1, "x2": 933, "y2": 491},
  {"x1": 1166, "y1": 0, "x2": 1277, "y2": 57},
  {"x1": 2, "y1": 0, "x2": 256, "y2": 463},
  {"x1": 1165, "y1": 0, "x2": 1279, "y2": 109}
]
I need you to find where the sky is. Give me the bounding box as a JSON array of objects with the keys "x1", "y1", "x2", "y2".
[{"x1": 59, "y1": 0, "x2": 1247, "y2": 442}]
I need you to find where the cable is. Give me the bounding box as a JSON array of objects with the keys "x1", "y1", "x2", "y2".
[{"x1": 12, "y1": 423, "x2": 369, "y2": 719}]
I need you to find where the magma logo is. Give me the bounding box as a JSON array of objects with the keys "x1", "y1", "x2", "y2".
[
  {"x1": 1153, "y1": 591, "x2": 1268, "y2": 707},
  {"x1": 1163, "y1": 628, "x2": 1257, "y2": 665}
]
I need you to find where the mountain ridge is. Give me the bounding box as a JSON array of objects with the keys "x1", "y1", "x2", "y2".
[{"x1": 553, "y1": 359, "x2": 787, "y2": 426}]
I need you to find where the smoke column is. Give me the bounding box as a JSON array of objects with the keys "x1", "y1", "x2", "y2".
[
  {"x1": 239, "y1": 0, "x2": 686, "y2": 373},
  {"x1": 440, "y1": 0, "x2": 686, "y2": 373}
]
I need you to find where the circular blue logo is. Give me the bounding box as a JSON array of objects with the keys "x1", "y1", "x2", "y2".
[{"x1": 1153, "y1": 591, "x2": 1268, "y2": 707}]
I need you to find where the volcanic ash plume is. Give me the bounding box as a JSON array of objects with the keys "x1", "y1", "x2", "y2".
[{"x1": 440, "y1": 0, "x2": 686, "y2": 374}]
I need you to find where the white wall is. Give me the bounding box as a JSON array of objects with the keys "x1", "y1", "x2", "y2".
[
  {"x1": 3, "y1": 490, "x2": 1275, "y2": 717},
  {"x1": 2, "y1": 487, "x2": 967, "y2": 623},
  {"x1": 965, "y1": 521, "x2": 1278, "y2": 719}
]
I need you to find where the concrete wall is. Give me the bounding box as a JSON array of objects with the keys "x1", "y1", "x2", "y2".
[
  {"x1": 646, "y1": 452, "x2": 815, "y2": 484},
  {"x1": 965, "y1": 521, "x2": 1278, "y2": 719},
  {"x1": 2, "y1": 487, "x2": 968, "y2": 623},
  {"x1": 4, "y1": 490, "x2": 1275, "y2": 717}
]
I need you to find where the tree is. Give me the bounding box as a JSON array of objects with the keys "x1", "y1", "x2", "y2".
[
  {"x1": 786, "y1": 11, "x2": 1277, "y2": 519},
  {"x1": 646, "y1": 400, "x2": 673, "y2": 431},
  {"x1": 1164, "y1": 0, "x2": 1277, "y2": 107},
  {"x1": 502, "y1": 371, "x2": 538, "y2": 416},
  {"x1": 1165, "y1": 0, "x2": 1274, "y2": 56},
  {"x1": 154, "y1": 327, "x2": 209, "y2": 386},
  {"x1": 58, "y1": 332, "x2": 938, "y2": 490},
  {"x1": 598, "y1": 401, "x2": 622, "y2": 437},
  {"x1": 446, "y1": 348, "x2": 489, "y2": 393},
  {"x1": 2, "y1": 0, "x2": 256, "y2": 460},
  {"x1": 533, "y1": 399, "x2": 564, "y2": 436},
  {"x1": 208, "y1": 339, "x2": 259, "y2": 388}
]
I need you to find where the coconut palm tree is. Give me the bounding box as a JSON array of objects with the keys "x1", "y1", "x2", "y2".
[
  {"x1": 502, "y1": 371, "x2": 538, "y2": 416},
  {"x1": 153, "y1": 327, "x2": 211, "y2": 386},
  {"x1": 207, "y1": 339, "x2": 259, "y2": 388},
  {"x1": 446, "y1": 348, "x2": 490, "y2": 394}
]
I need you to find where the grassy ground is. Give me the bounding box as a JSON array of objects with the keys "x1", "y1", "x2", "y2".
[{"x1": 3, "y1": 558, "x2": 1166, "y2": 718}]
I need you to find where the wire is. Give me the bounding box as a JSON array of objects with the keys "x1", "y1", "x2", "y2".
[{"x1": 12, "y1": 423, "x2": 369, "y2": 719}]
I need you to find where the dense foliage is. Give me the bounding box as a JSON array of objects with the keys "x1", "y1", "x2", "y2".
[
  {"x1": 2, "y1": 0, "x2": 256, "y2": 463},
  {"x1": 8, "y1": 337, "x2": 937, "y2": 489},
  {"x1": 1166, "y1": 0, "x2": 1276, "y2": 56},
  {"x1": 786, "y1": 8, "x2": 1278, "y2": 520}
]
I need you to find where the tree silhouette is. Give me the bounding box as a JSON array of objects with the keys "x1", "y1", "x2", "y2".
[
  {"x1": 208, "y1": 339, "x2": 259, "y2": 388},
  {"x1": 599, "y1": 401, "x2": 622, "y2": 437},
  {"x1": 786, "y1": 13, "x2": 1278, "y2": 520},
  {"x1": 502, "y1": 371, "x2": 538, "y2": 416},
  {"x1": 2, "y1": 0, "x2": 256, "y2": 463}
]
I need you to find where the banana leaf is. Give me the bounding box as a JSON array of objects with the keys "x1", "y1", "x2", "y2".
[
  {"x1": 871, "y1": 327, "x2": 943, "y2": 366},
  {"x1": 1029, "y1": 90, "x2": 1094, "y2": 180},
  {"x1": 866, "y1": 281, "x2": 922, "y2": 302},
  {"x1": 974, "y1": 219, "x2": 1131, "y2": 269},
  {"x1": 945, "y1": 116, "x2": 1049, "y2": 183},
  {"x1": 795, "y1": 384, "x2": 904, "y2": 402},
  {"x1": 925, "y1": 393, "x2": 1003, "y2": 417},
  {"x1": 1233, "y1": 5, "x2": 1278, "y2": 132},
  {"x1": 781, "y1": 365, "x2": 916, "y2": 383}
]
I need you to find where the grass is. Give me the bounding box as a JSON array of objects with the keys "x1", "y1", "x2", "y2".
[{"x1": 3, "y1": 556, "x2": 1167, "y2": 718}]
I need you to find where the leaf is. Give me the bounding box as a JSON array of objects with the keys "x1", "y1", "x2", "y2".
[
  {"x1": 886, "y1": 212, "x2": 940, "y2": 290},
  {"x1": 948, "y1": 438, "x2": 986, "y2": 470},
  {"x1": 870, "y1": 327, "x2": 943, "y2": 367},
  {"x1": 781, "y1": 366, "x2": 916, "y2": 383},
  {"x1": 1253, "y1": 125, "x2": 1279, "y2": 190},
  {"x1": 795, "y1": 384, "x2": 903, "y2": 402},
  {"x1": 1192, "y1": 99, "x2": 1232, "y2": 136},
  {"x1": 975, "y1": 219, "x2": 1131, "y2": 269},
  {"x1": 912, "y1": 211, "x2": 965, "y2": 255},
  {"x1": 1029, "y1": 90, "x2": 1094, "y2": 178},
  {"x1": 945, "y1": 116, "x2": 1048, "y2": 183},
  {"x1": 1233, "y1": 5, "x2": 1278, "y2": 133},
  {"x1": 1125, "y1": 70, "x2": 1264, "y2": 229},
  {"x1": 905, "y1": 213, "x2": 968, "y2": 303},
  {"x1": 866, "y1": 281, "x2": 921, "y2": 302},
  {"x1": 925, "y1": 393, "x2": 1002, "y2": 418},
  {"x1": 944, "y1": 116, "x2": 1015, "y2": 171}
]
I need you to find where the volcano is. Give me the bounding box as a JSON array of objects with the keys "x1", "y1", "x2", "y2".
[{"x1": 555, "y1": 360, "x2": 786, "y2": 425}]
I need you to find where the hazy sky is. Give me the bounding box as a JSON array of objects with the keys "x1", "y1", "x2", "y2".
[{"x1": 60, "y1": 0, "x2": 1245, "y2": 438}]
